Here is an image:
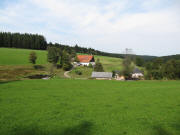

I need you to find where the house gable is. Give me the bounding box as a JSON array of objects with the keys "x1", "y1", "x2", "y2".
[{"x1": 77, "y1": 55, "x2": 95, "y2": 63}]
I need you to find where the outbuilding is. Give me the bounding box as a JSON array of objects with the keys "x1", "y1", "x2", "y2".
[{"x1": 91, "y1": 72, "x2": 113, "y2": 80}]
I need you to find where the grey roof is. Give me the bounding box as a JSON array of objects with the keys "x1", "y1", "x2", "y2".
[
  {"x1": 133, "y1": 68, "x2": 142, "y2": 74},
  {"x1": 91, "y1": 72, "x2": 112, "y2": 78}
]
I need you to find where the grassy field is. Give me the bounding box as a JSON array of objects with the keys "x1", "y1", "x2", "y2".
[
  {"x1": 0, "y1": 48, "x2": 47, "y2": 65},
  {"x1": 94, "y1": 55, "x2": 123, "y2": 72},
  {"x1": 0, "y1": 79, "x2": 180, "y2": 135},
  {"x1": 69, "y1": 66, "x2": 93, "y2": 79}
]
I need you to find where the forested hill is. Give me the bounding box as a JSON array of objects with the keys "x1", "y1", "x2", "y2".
[
  {"x1": 159, "y1": 54, "x2": 180, "y2": 62},
  {"x1": 0, "y1": 31, "x2": 156, "y2": 60}
]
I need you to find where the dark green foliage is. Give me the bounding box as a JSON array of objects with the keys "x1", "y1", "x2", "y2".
[
  {"x1": 88, "y1": 63, "x2": 93, "y2": 68},
  {"x1": 47, "y1": 46, "x2": 73, "y2": 71},
  {"x1": 63, "y1": 63, "x2": 73, "y2": 71},
  {"x1": 62, "y1": 50, "x2": 73, "y2": 71},
  {"x1": 135, "y1": 56, "x2": 145, "y2": 67},
  {"x1": 162, "y1": 60, "x2": 180, "y2": 79},
  {"x1": 156, "y1": 54, "x2": 180, "y2": 62},
  {"x1": 0, "y1": 32, "x2": 47, "y2": 50},
  {"x1": 48, "y1": 43, "x2": 125, "y2": 59},
  {"x1": 29, "y1": 51, "x2": 37, "y2": 65},
  {"x1": 94, "y1": 59, "x2": 104, "y2": 72},
  {"x1": 47, "y1": 46, "x2": 60, "y2": 65},
  {"x1": 145, "y1": 59, "x2": 180, "y2": 80},
  {"x1": 75, "y1": 70, "x2": 82, "y2": 75},
  {"x1": 112, "y1": 70, "x2": 116, "y2": 77}
]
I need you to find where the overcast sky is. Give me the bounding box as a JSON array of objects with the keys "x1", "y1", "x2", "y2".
[{"x1": 0, "y1": 0, "x2": 180, "y2": 56}]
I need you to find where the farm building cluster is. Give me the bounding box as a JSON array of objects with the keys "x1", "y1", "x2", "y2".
[{"x1": 75, "y1": 55, "x2": 144, "y2": 80}]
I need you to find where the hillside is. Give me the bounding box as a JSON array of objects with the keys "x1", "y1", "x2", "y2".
[
  {"x1": 0, "y1": 48, "x2": 123, "y2": 80},
  {"x1": 0, "y1": 48, "x2": 47, "y2": 65},
  {"x1": 159, "y1": 54, "x2": 180, "y2": 62}
]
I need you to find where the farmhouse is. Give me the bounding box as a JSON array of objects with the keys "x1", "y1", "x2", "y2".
[
  {"x1": 132, "y1": 68, "x2": 144, "y2": 79},
  {"x1": 91, "y1": 72, "x2": 113, "y2": 80},
  {"x1": 77, "y1": 55, "x2": 95, "y2": 66}
]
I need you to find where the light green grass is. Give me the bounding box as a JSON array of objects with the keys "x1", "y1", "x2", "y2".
[
  {"x1": 69, "y1": 66, "x2": 93, "y2": 79},
  {"x1": 0, "y1": 48, "x2": 47, "y2": 65},
  {"x1": 94, "y1": 55, "x2": 123, "y2": 72},
  {"x1": 0, "y1": 79, "x2": 180, "y2": 135}
]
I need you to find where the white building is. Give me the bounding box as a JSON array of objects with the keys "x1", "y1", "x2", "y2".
[{"x1": 132, "y1": 68, "x2": 144, "y2": 79}]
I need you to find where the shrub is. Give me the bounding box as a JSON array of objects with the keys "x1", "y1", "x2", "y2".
[
  {"x1": 63, "y1": 63, "x2": 72, "y2": 71},
  {"x1": 94, "y1": 59, "x2": 104, "y2": 72},
  {"x1": 88, "y1": 63, "x2": 93, "y2": 68},
  {"x1": 29, "y1": 51, "x2": 37, "y2": 65},
  {"x1": 75, "y1": 70, "x2": 82, "y2": 75}
]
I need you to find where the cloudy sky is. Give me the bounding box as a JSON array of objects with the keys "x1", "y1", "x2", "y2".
[{"x1": 0, "y1": 0, "x2": 180, "y2": 56}]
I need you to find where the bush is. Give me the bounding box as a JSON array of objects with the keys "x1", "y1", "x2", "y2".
[
  {"x1": 94, "y1": 59, "x2": 104, "y2": 72},
  {"x1": 33, "y1": 65, "x2": 45, "y2": 70},
  {"x1": 63, "y1": 63, "x2": 72, "y2": 71},
  {"x1": 75, "y1": 70, "x2": 82, "y2": 75},
  {"x1": 88, "y1": 63, "x2": 93, "y2": 68},
  {"x1": 57, "y1": 64, "x2": 62, "y2": 69},
  {"x1": 29, "y1": 51, "x2": 37, "y2": 65}
]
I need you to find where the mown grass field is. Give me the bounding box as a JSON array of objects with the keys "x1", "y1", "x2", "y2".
[
  {"x1": 94, "y1": 55, "x2": 123, "y2": 72},
  {"x1": 0, "y1": 48, "x2": 47, "y2": 65},
  {"x1": 0, "y1": 79, "x2": 180, "y2": 135}
]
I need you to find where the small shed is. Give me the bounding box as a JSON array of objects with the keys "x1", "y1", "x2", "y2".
[{"x1": 91, "y1": 72, "x2": 112, "y2": 80}]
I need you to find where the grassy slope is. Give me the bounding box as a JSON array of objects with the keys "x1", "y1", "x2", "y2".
[
  {"x1": 94, "y1": 55, "x2": 123, "y2": 72},
  {"x1": 0, "y1": 48, "x2": 67, "y2": 80},
  {"x1": 0, "y1": 48, "x2": 122, "y2": 70},
  {"x1": 0, "y1": 79, "x2": 180, "y2": 135},
  {"x1": 0, "y1": 48, "x2": 47, "y2": 65}
]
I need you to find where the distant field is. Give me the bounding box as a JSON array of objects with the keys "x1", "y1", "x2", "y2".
[
  {"x1": 0, "y1": 79, "x2": 180, "y2": 135},
  {"x1": 94, "y1": 55, "x2": 123, "y2": 71},
  {"x1": 0, "y1": 48, "x2": 47, "y2": 65}
]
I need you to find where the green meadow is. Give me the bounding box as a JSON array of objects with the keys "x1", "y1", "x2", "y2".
[
  {"x1": 0, "y1": 79, "x2": 180, "y2": 135},
  {"x1": 0, "y1": 48, "x2": 47, "y2": 65}
]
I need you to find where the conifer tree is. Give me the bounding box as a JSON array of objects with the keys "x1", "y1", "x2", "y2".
[{"x1": 94, "y1": 59, "x2": 104, "y2": 72}]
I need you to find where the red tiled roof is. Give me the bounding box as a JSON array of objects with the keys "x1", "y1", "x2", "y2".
[{"x1": 77, "y1": 55, "x2": 94, "y2": 63}]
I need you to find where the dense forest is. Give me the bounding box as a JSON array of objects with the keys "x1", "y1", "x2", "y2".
[{"x1": 0, "y1": 32, "x2": 47, "y2": 50}]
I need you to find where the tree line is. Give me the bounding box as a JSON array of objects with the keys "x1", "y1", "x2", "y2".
[
  {"x1": 134, "y1": 56, "x2": 180, "y2": 80},
  {"x1": 0, "y1": 32, "x2": 47, "y2": 50},
  {"x1": 145, "y1": 58, "x2": 180, "y2": 80}
]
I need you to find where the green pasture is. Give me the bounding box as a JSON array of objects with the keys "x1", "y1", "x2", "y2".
[
  {"x1": 0, "y1": 48, "x2": 47, "y2": 65},
  {"x1": 94, "y1": 55, "x2": 123, "y2": 72},
  {"x1": 0, "y1": 79, "x2": 180, "y2": 135}
]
